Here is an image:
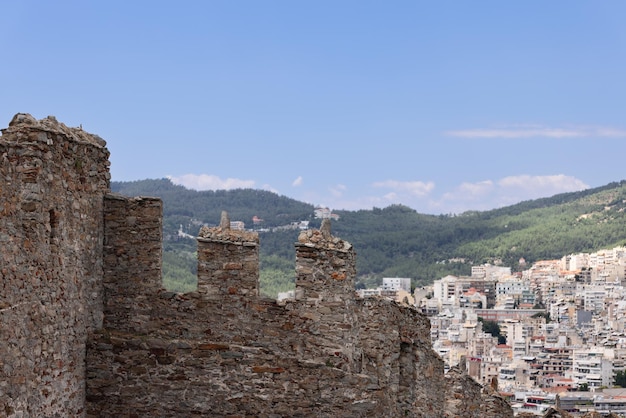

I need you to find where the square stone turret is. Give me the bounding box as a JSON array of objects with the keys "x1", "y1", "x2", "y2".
[
  {"x1": 293, "y1": 218, "x2": 362, "y2": 372},
  {"x1": 196, "y1": 211, "x2": 260, "y2": 300}
]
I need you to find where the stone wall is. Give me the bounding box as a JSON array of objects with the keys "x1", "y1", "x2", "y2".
[
  {"x1": 1, "y1": 114, "x2": 513, "y2": 417},
  {"x1": 86, "y1": 218, "x2": 513, "y2": 417},
  {"x1": 102, "y1": 194, "x2": 163, "y2": 334},
  {"x1": 0, "y1": 114, "x2": 110, "y2": 417}
]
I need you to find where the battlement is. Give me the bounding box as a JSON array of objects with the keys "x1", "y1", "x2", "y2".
[
  {"x1": 0, "y1": 114, "x2": 513, "y2": 417},
  {"x1": 1, "y1": 113, "x2": 107, "y2": 148}
]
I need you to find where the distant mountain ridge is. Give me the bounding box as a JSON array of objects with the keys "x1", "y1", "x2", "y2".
[{"x1": 111, "y1": 178, "x2": 626, "y2": 294}]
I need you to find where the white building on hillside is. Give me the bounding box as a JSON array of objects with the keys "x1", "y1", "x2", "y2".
[
  {"x1": 433, "y1": 275, "x2": 458, "y2": 306},
  {"x1": 471, "y1": 264, "x2": 511, "y2": 279},
  {"x1": 382, "y1": 277, "x2": 411, "y2": 292},
  {"x1": 571, "y1": 347, "x2": 614, "y2": 390}
]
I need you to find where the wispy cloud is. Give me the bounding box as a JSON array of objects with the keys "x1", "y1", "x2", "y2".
[
  {"x1": 457, "y1": 180, "x2": 494, "y2": 197},
  {"x1": 372, "y1": 180, "x2": 435, "y2": 196},
  {"x1": 167, "y1": 174, "x2": 255, "y2": 190},
  {"x1": 169, "y1": 173, "x2": 590, "y2": 216},
  {"x1": 447, "y1": 125, "x2": 626, "y2": 139},
  {"x1": 301, "y1": 180, "x2": 436, "y2": 212},
  {"x1": 439, "y1": 180, "x2": 496, "y2": 210},
  {"x1": 292, "y1": 176, "x2": 303, "y2": 187},
  {"x1": 497, "y1": 174, "x2": 588, "y2": 197},
  {"x1": 437, "y1": 174, "x2": 589, "y2": 213},
  {"x1": 329, "y1": 184, "x2": 347, "y2": 198}
]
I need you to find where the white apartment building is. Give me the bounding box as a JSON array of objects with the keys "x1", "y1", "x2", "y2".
[
  {"x1": 496, "y1": 276, "x2": 529, "y2": 296},
  {"x1": 498, "y1": 359, "x2": 533, "y2": 390},
  {"x1": 433, "y1": 275, "x2": 458, "y2": 306},
  {"x1": 381, "y1": 277, "x2": 411, "y2": 292},
  {"x1": 571, "y1": 348, "x2": 614, "y2": 389},
  {"x1": 496, "y1": 276, "x2": 536, "y2": 307},
  {"x1": 595, "y1": 263, "x2": 625, "y2": 283},
  {"x1": 472, "y1": 264, "x2": 511, "y2": 279},
  {"x1": 562, "y1": 253, "x2": 590, "y2": 271},
  {"x1": 501, "y1": 320, "x2": 528, "y2": 358},
  {"x1": 580, "y1": 284, "x2": 607, "y2": 314},
  {"x1": 549, "y1": 299, "x2": 576, "y2": 325}
]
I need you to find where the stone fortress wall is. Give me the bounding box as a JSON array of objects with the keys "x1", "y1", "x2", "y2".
[
  {"x1": 1, "y1": 114, "x2": 110, "y2": 417},
  {"x1": 0, "y1": 114, "x2": 512, "y2": 417}
]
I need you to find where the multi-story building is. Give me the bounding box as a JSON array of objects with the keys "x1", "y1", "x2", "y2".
[
  {"x1": 571, "y1": 347, "x2": 614, "y2": 389},
  {"x1": 496, "y1": 276, "x2": 536, "y2": 307},
  {"x1": 432, "y1": 274, "x2": 498, "y2": 308},
  {"x1": 381, "y1": 277, "x2": 411, "y2": 292},
  {"x1": 474, "y1": 308, "x2": 545, "y2": 322},
  {"x1": 433, "y1": 275, "x2": 458, "y2": 306},
  {"x1": 472, "y1": 264, "x2": 511, "y2": 280},
  {"x1": 580, "y1": 284, "x2": 607, "y2": 313}
]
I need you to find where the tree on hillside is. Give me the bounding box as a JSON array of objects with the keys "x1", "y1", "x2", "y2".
[
  {"x1": 478, "y1": 317, "x2": 506, "y2": 345},
  {"x1": 615, "y1": 370, "x2": 626, "y2": 388}
]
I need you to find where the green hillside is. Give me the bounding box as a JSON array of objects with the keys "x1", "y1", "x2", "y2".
[
  {"x1": 111, "y1": 178, "x2": 316, "y2": 294},
  {"x1": 111, "y1": 179, "x2": 626, "y2": 297}
]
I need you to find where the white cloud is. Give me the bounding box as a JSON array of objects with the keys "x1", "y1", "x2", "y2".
[
  {"x1": 497, "y1": 174, "x2": 588, "y2": 195},
  {"x1": 329, "y1": 184, "x2": 347, "y2": 198},
  {"x1": 292, "y1": 176, "x2": 303, "y2": 187},
  {"x1": 457, "y1": 180, "x2": 494, "y2": 197},
  {"x1": 439, "y1": 180, "x2": 495, "y2": 207},
  {"x1": 167, "y1": 174, "x2": 255, "y2": 190},
  {"x1": 372, "y1": 180, "x2": 435, "y2": 196},
  {"x1": 437, "y1": 174, "x2": 589, "y2": 214},
  {"x1": 446, "y1": 125, "x2": 626, "y2": 139}
]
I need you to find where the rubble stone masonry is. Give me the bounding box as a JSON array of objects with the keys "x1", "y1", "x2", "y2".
[
  {"x1": 0, "y1": 114, "x2": 110, "y2": 417},
  {"x1": 0, "y1": 114, "x2": 513, "y2": 417}
]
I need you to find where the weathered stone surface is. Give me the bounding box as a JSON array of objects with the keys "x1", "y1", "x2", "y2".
[
  {"x1": 87, "y1": 214, "x2": 512, "y2": 417},
  {"x1": 0, "y1": 114, "x2": 110, "y2": 417}
]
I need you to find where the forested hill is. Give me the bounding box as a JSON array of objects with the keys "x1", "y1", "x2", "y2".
[
  {"x1": 111, "y1": 178, "x2": 626, "y2": 295},
  {"x1": 111, "y1": 178, "x2": 315, "y2": 230}
]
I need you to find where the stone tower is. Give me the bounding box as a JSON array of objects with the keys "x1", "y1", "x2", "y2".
[{"x1": 0, "y1": 114, "x2": 110, "y2": 416}]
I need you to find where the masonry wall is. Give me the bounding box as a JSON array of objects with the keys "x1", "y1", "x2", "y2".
[
  {"x1": 86, "y1": 219, "x2": 514, "y2": 417},
  {"x1": 102, "y1": 194, "x2": 163, "y2": 334},
  {"x1": 294, "y1": 224, "x2": 363, "y2": 374},
  {"x1": 0, "y1": 114, "x2": 110, "y2": 417}
]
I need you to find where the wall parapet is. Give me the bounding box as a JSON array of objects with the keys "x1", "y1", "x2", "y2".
[
  {"x1": 89, "y1": 213, "x2": 513, "y2": 416},
  {"x1": 197, "y1": 211, "x2": 259, "y2": 246},
  {"x1": 1, "y1": 113, "x2": 107, "y2": 148}
]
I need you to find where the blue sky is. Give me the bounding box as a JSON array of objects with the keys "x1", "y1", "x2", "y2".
[{"x1": 2, "y1": 1, "x2": 625, "y2": 214}]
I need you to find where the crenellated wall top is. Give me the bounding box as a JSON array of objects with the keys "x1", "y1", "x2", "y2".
[
  {"x1": 1, "y1": 113, "x2": 107, "y2": 148},
  {"x1": 197, "y1": 226, "x2": 259, "y2": 246},
  {"x1": 197, "y1": 211, "x2": 259, "y2": 246},
  {"x1": 197, "y1": 212, "x2": 259, "y2": 247},
  {"x1": 296, "y1": 218, "x2": 353, "y2": 252}
]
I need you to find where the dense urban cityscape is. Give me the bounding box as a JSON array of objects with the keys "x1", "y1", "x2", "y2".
[{"x1": 357, "y1": 247, "x2": 626, "y2": 415}]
